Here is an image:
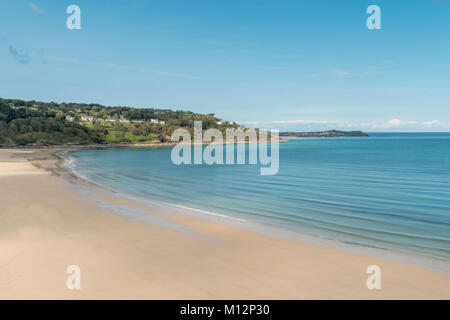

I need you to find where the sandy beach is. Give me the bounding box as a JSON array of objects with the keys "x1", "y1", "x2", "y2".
[{"x1": 0, "y1": 147, "x2": 449, "y2": 299}]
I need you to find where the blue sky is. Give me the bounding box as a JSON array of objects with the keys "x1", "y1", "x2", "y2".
[{"x1": 1, "y1": 0, "x2": 449, "y2": 131}]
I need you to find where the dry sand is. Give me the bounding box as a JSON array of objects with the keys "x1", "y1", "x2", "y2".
[{"x1": 0, "y1": 148, "x2": 449, "y2": 299}]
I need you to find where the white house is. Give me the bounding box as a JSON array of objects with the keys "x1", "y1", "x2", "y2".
[
  {"x1": 150, "y1": 119, "x2": 159, "y2": 124},
  {"x1": 216, "y1": 120, "x2": 224, "y2": 125},
  {"x1": 160, "y1": 121, "x2": 165, "y2": 125},
  {"x1": 81, "y1": 115, "x2": 94, "y2": 122},
  {"x1": 66, "y1": 115, "x2": 75, "y2": 122},
  {"x1": 119, "y1": 115, "x2": 130, "y2": 123}
]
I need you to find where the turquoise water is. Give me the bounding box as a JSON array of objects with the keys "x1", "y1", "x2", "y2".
[{"x1": 65, "y1": 133, "x2": 450, "y2": 260}]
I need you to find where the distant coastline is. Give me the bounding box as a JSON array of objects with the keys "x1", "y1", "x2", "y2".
[{"x1": 280, "y1": 129, "x2": 368, "y2": 138}]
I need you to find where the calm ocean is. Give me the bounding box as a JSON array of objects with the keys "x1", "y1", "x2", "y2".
[{"x1": 64, "y1": 133, "x2": 450, "y2": 261}]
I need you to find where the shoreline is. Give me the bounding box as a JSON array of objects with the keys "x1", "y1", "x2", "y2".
[
  {"x1": 0, "y1": 147, "x2": 449, "y2": 299},
  {"x1": 58, "y1": 148, "x2": 450, "y2": 274},
  {"x1": 0, "y1": 137, "x2": 290, "y2": 151}
]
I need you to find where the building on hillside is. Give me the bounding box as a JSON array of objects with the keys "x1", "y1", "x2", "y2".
[
  {"x1": 81, "y1": 115, "x2": 94, "y2": 122},
  {"x1": 9, "y1": 104, "x2": 25, "y2": 110},
  {"x1": 216, "y1": 120, "x2": 224, "y2": 125},
  {"x1": 65, "y1": 115, "x2": 75, "y2": 122},
  {"x1": 150, "y1": 119, "x2": 159, "y2": 124},
  {"x1": 159, "y1": 121, "x2": 165, "y2": 125},
  {"x1": 119, "y1": 115, "x2": 130, "y2": 123}
]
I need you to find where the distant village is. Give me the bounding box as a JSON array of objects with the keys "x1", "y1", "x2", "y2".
[
  {"x1": 7, "y1": 102, "x2": 166, "y2": 125},
  {"x1": 66, "y1": 113, "x2": 166, "y2": 125},
  {"x1": 6, "y1": 101, "x2": 230, "y2": 127},
  {"x1": 9, "y1": 102, "x2": 230, "y2": 125}
]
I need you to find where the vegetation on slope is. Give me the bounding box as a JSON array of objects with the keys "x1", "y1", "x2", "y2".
[{"x1": 0, "y1": 98, "x2": 240, "y2": 146}]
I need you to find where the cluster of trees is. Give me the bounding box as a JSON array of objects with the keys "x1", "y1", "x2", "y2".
[
  {"x1": 0, "y1": 113, "x2": 93, "y2": 146},
  {"x1": 0, "y1": 98, "x2": 239, "y2": 146}
]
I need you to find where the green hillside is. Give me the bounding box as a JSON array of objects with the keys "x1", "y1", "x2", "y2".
[{"x1": 0, "y1": 98, "x2": 240, "y2": 146}]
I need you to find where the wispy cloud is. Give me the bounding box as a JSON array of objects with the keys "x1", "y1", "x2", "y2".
[
  {"x1": 381, "y1": 119, "x2": 418, "y2": 128},
  {"x1": 9, "y1": 46, "x2": 30, "y2": 64},
  {"x1": 29, "y1": 2, "x2": 45, "y2": 14},
  {"x1": 329, "y1": 68, "x2": 385, "y2": 79},
  {"x1": 8, "y1": 48, "x2": 198, "y2": 79},
  {"x1": 42, "y1": 55, "x2": 199, "y2": 80},
  {"x1": 423, "y1": 120, "x2": 441, "y2": 126},
  {"x1": 257, "y1": 65, "x2": 290, "y2": 71}
]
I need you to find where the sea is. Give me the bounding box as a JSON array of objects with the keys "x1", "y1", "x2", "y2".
[{"x1": 62, "y1": 133, "x2": 450, "y2": 262}]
